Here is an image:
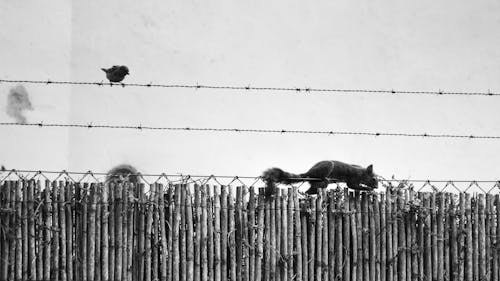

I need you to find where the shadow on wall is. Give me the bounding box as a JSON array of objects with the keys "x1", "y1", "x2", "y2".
[{"x1": 106, "y1": 164, "x2": 139, "y2": 184}]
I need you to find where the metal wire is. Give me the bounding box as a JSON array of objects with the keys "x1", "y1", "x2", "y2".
[
  {"x1": 1, "y1": 122, "x2": 499, "y2": 140},
  {"x1": 0, "y1": 78, "x2": 498, "y2": 96}
]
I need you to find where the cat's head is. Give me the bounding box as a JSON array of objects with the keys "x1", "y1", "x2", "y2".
[{"x1": 361, "y1": 164, "x2": 378, "y2": 189}]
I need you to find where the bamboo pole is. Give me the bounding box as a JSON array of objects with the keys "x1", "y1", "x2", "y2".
[
  {"x1": 406, "y1": 191, "x2": 412, "y2": 281},
  {"x1": 374, "y1": 193, "x2": 381, "y2": 281},
  {"x1": 328, "y1": 191, "x2": 335, "y2": 280},
  {"x1": 243, "y1": 186, "x2": 250, "y2": 281},
  {"x1": 457, "y1": 193, "x2": 465, "y2": 281},
  {"x1": 180, "y1": 186, "x2": 187, "y2": 281},
  {"x1": 486, "y1": 194, "x2": 493, "y2": 281},
  {"x1": 9, "y1": 181, "x2": 17, "y2": 281},
  {"x1": 172, "y1": 184, "x2": 181, "y2": 281},
  {"x1": 95, "y1": 184, "x2": 102, "y2": 281},
  {"x1": 2, "y1": 181, "x2": 12, "y2": 281},
  {"x1": 275, "y1": 190, "x2": 281, "y2": 281},
  {"x1": 122, "y1": 182, "x2": 129, "y2": 281},
  {"x1": 13, "y1": 181, "x2": 22, "y2": 281},
  {"x1": 397, "y1": 195, "x2": 406, "y2": 281},
  {"x1": 101, "y1": 182, "x2": 109, "y2": 281},
  {"x1": 236, "y1": 186, "x2": 245, "y2": 281},
  {"x1": 417, "y1": 193, "x2": 424, "y2": 281},
  {"x1": 66, "y1": 183, "x2": 74, "y2": 281},
  {"x1": 355, "y1": 191, "x2": 363, "y2": 281},
  {"x1": 430, "y1": 193, "x2": 437, "y2": 281},
  {"x1": 315, "y1": 190, "x2": 322, "y2": 281},
  {"x1": 288, "y1": 189, "x2": 294, "y2": 281},
  {"x1": 229, "y1": 187, "x2": 237, "y2": 281},
  {"x1": 321, "y1": 190, "x2": 328, "y2": 281},
  {"x1": 27, "y1": 180, "x2": 36, "y2": 281},
  {"x1": 294, "y1": 187, "x2": 302, "y2": 281},
  {"x1": 465, "y1": 193, "x2": 472, "y2": 281},
  {"x1": 336, "y1": 191, "x2": 344, "y2": 281},
  {"x1": 52, "y1": 181, "x2": 61, "y2": 281},
  {"x1": 410, "y1": 191, "x2": 417, "y2": 281},
  {"x1": 443, "y1": 194, "x2": 449, "y2": 281},
  {"x1": 21, "y1": 180, "x2": 28, "y2": 281},
  {"x1": 212, "y1": 186, "x2": 220, "y2": 281},
  {"x1": 207, "y1": 186, "x2": 214, "y2": 281},
  {"x1": 308, "y1": 196, "x2": 316, "y2": 281},
  {"x1": 87, "y1": 184, "x2": 96, "y2": 281},
  {"x1": 362, "y1": 193, "x2": 370, "y2": 281},
  {"x1": 159, "y1": 183, "x2": 168, "y2": 281},
  {"x1": 126, "y1": 182, "x2": 135, "y2": 281},
  {"x1": 385, "y1": 189, "x2": 392, "y2": 281},
  {"x1": 380, "y1": 193, "x2": 387, "y2": 281},
  {"x1": 220, "y1": 186, "x2": 228, "y2": 281},
  {"x1": 479, "y1": 194, "x2": 486, "y2": 281},
  {"x1": 248, "y1": 186, "x2": 256, "y2": 281},
  {"x1": 344, "y1": 189, "x2": 352, "y2": 281},
  {"x1": 436, "y1": 193, "x2": 444, "y2": 281},
  {"x1": 301, "y1": 201, "x2": 308, "y2": 281},
  {"x1": 283, "y1": 189, "x2": 290, "y2": 281},
  {"x1": 450, "y1": 194, "x2": 458, "y2": 281},
  {"x1": 145, "y1": 185, "x2": 154, "y2": 281},
  {"x1": 369, "y1": 193, "x2": 376, "y2": 281},
  {"x1": 58, "y1": 182, "x2": 67, "y2": 281},
  {"x1": 35, "y1": 181, "x2": 43, "y2": 281},
  {"x1": 115, "y1": 182, "x2": 123, "y2": 281},
  {"x1": 473, "y1": 195, "x2": 479, "y2": 280},
  {"x1": 153, "y1": 185, "x2": 159, "y2": 281},
  {"x1": 255, "y1": 189, "x2": 265, "y2": 281},
  {"x1": 109, "y1": 183, "x2": 116, "y2": 281},
  {"x1": 493, "y1": 195, "x2": 499, "y2": 281}
]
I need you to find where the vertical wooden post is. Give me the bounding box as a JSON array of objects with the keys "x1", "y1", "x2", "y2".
[
  {"x1": 220, "y1": 186, "x2": 228, "y2": 281},
  {"x1": 308, "y1": 196, "x2": 316, "y2": 281},
  {"x1": 275, "y1": 190, "x2": 281, "y2": 281},
  {"x1": 213, "y1": 186, "x2": 221, "y2": 281},
  {"x1": 294, "y1": 187, "x2": 302, "y2": 281},
  {"x1": 336, "y1": 190, "x2": 344, "y2": 281},
  {"x1": 321, "y1": 190, "x2": 328, "y2": 281},
  {"x1": 229, "y1": 187, "x2": 237, "y2": 281},
  {"x1": 301, "y1": 201, "x2": 309, "y2": 281},
  {"x1": 344, "y1": 189, "x2": 352, "y2": 281},
  {"x1": 255, "y1": 189, "x2": 265, "y2": 281},
  {"x1": 206, "y1": 187, "x2": 214, "y2": 281},
  {"x1": 248, "y1": 186, "x2": 256, "y2": 281},
  {"x1": 328, "y1": 191, "x2": 335, "y2": 280},
  {"x1": 59, "y1": 182, "x2": 68, "y2": 281},
  {"x1": 282, "y1": 189, "x2": 289, "y2": 281},
  {"x1": 385, "y1": 189, "x2": 393, "y2": 281},
  {"x1": 380, "y1": 193, "x2": 387, "y2": 281},
  {"x1": 171, "y1": 184, "x2": 181, "y2": 281},
  {"x1": 102, "y1": 182, "x2": 109, "y2": 281}
]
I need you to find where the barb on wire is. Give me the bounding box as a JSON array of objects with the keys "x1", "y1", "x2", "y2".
[
  {"x1": 0, "y1": 78, "x2": 498, "y2": 96},
  {"x1": 1, "y1": 122, "x2": 500, "y2": 140}
]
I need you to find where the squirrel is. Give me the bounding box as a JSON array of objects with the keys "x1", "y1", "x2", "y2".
[{"x1": 262, "y1": 160, "x2": 378, "y2": 196}]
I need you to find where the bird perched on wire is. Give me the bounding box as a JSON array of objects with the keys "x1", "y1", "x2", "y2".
[{"x1": 101, "y1": 65, "x2": 129, "y2": 84}]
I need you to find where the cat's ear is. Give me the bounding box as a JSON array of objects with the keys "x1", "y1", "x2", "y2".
[{"x1": 366, "y1": 164, "x2": 373, "y2": 174}]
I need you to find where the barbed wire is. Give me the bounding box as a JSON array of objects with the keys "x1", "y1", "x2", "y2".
[
  {"x1": 0, "y1": 78, "x2": 498, "y2": 96},
  {"x1": 1, "y1": 122, "x2": 499, "y2": 140}
]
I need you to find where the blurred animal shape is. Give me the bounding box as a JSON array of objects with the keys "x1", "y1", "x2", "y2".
[
  {"x1": 6, "y1": 85, "x2": 33, "y2": 124},
  {"x1": 106, "y1": 164, "x2": 139, "y2": 185},
  {"x1": 101, "y1": 65, "x2": 130, "y2": 83}
]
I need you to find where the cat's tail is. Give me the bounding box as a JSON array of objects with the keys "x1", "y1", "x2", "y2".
[{"x1": 261, "y1": 167, "x2": 305, "y2": 197}]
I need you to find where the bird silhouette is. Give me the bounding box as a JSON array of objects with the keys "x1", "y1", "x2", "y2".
[{"x1": 101, "y1": 65, "x2": 129, "y2": 84}]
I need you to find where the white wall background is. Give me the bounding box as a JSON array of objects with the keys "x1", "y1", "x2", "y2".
[{"x1": 1, "y1": 0, "x2": 499, "y2": 185}]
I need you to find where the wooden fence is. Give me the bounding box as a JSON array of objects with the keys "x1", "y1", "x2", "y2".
[{"x1": 0, "y1": 179, "x2": 499, "y2": 281}]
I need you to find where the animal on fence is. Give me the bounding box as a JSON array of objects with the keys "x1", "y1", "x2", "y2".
[
  {"x1": 106, "y1": 164, "x2": 139, "y2": 185},
  {"x1": 262, "y1": 160, "x2": 378, "y2": 196},
  {"x1": 101, "y1": 65, "x2": 129, "y2": 83}
]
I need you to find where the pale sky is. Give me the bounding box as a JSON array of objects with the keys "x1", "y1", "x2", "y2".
[{"x1": 1, "y1": 0, "x2": 499, "y2": 189}]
